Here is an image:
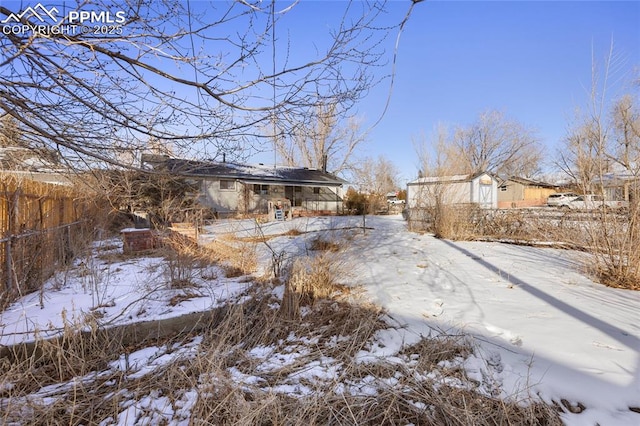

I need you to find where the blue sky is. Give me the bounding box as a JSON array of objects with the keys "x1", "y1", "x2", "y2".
[
  {"x1": 350, "y1": 0, "x2": 640, "y2": 183},
  {"x1": 2, "y1": 0, "x2": 638, "y2": 182},
  {"x1": 241, "y1": 0, "x2": 640, "y2": 182}
]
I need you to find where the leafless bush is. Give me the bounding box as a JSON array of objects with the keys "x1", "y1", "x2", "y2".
[
  {"x1": 582, "y1": 205, "x2": 640, "y2": 289},
  {"x1": 432, "y1": 203, "x2": 480, "y2": 240},
  {"x1": 279, "y1": 253, "x2": 351, "y2": 320},
  {"x1": 308, "y1": 236, "x2": 340, "y2": 252},
  {"x1": 203, "y1": 238, "x2": 257, "y2": 278},
  {"x1": 161, "y1": 233, "x2": 202, "y2": 288}
]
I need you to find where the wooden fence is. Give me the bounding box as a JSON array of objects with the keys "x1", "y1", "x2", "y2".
[{"x1": 1, "y1": 174, "x2": 92, "y2": 304}]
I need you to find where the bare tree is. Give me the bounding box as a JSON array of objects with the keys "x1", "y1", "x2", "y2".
[
  {"x1": 0, "y1": 0, "x2": 417, "y2": 170},
  {"x1": 557, "y1": 43, "x2": 640, "y2": 289},
  {"x1": 414, "y1": 113, "x2": 542, "y2": 179},
  {"x1": 558, "y1": 116, "x2": 606, "y2": 193},
  {"x1": 611, "y1": 94, "x2": 640, "y2": 172},
  {"x1": 557, "y1": 48, "x2": 639, "y2": 193},
  {"x1": 0, "y1": 115, "x2": 24, "y2": 148},
  {"x1": 358, "y1": 156, "x2": 399, "y2": 195},
  {"x1": 274, "y1": 102, "x2": 366, "y2": 175},
  {"x1": 451, "y1": 111, "x2": 542, "y2": 177},
  {"x1": 414, "y1": 124, "x2": 465, "y2": 178},
  {"x1": 352, "y1": 155, "x2": 399, "y2": 212},
  {"x1": 0, "y1": 114, "x2": 61, "y2": 169}
]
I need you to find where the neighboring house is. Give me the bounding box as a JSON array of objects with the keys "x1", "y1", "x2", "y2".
[
  {"x1": 594, "y1": 168, "x2": 639, "y2": 202},
  {"x1": 0, "y1": 146, "x2": 72, "y2": 185},
  {"x1": 406, "y1": 171, "x2": 498, "y2": 210},
  {"x1": 497, "y1": 177, "x2": 557, "y2": 208},
  {"x1": 142, "y1": 155, "x2": 347, "y2": 219}
]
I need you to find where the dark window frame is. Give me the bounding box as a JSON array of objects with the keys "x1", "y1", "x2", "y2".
[
  {"x1": 253, "y1": 184, "x2": 269, "y2": 195},
  {"x1": 220, "y1": 179, "x2": 235, "y2": 191}
]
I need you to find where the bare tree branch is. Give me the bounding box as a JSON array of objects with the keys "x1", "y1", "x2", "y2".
[{"x1": 0, "y1": 0, "x2": 408, "y2": 169}]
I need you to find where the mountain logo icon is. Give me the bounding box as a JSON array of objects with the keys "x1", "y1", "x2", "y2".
[{"x1": 2, "y1": 3, "x2": 60, "y2": 24}]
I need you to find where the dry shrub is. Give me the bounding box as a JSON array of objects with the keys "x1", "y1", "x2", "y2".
[
  {"x1": 160, "y1": 230, "x2": 258, "y2": 282},
  {"x1": 204, "y1": 238, "x2": 257, "y2": 278},
  {"x1": 469, "y1": 209, "x2": 580, "y2": 244},
  {"x1": 284, "y1": 228, "x2": 303, "y2": 236},
  {"x1": 280, "y1": 254, "x2": 350, "y2": 319},
  {"x1": 0, "y1": 311, "x2": 210, "y2": 425},
  {"x1": 308, "y1": 236, "x2": 340, "y2": 252},
  {"x1": 5, "y1": 332, "x2": 105, "y2": 391},
  {"x1": 583, "y1": 205, "x2": 640, "y2": 290},
  {"x1": 400, "y1": 335, "x2": 473, "y2": 371},
  {"x1": 475, "y1": 209, "x2": 532, "y2": 239},
  {"x1": 161, "y1": 234, "x2": 202, "y2": 288},
  {"x1": 432, "y1": 203, "x2": 479, "y2": 240}
]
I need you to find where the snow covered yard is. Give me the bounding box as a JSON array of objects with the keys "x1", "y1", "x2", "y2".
[
  {"x1": 339, "y1": 215, "x2": 640, "y2": 425},
  {"x1": 206, "y1": 214, "x2": 640, "y2": 424},
  {"x1": 0, "y1": 238, "x2": 250, "y2": 347},
  {"x1": 0, "y1": 214, "x2": 638, "y2": 425}
]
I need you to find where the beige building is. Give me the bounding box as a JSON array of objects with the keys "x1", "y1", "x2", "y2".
[{"x1": 497, "y1": 177, "x2": 557, "y2": 208}]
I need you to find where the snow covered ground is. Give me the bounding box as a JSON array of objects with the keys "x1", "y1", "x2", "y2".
[
  {"x1": 1, "y1": 214, "x2": 639, "y2": 425},
  {"x1": 340, "y1": 215, "x2": 640, "y2": 425},
  {"x1": 0, "y1": 240, "x2": 250, "y2": 346}
]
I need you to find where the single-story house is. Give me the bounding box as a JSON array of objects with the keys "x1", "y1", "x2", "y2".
[
  {"x1": 594, "y1": 169, "x2": 639, "y2": 202},
  {"x1": 406, "y1": 171, "x2": 498, "y2": 210},
  {"x1": 142, "y1": 155, "x2": 347, "y2": 219},
  {"x1": 497, "y1": 177, "x2": 557, "y2": 208},
  {"x1": 0, "y1": 146, "x2": 72, "y2": 185}
]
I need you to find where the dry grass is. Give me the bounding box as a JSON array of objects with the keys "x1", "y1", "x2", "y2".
[
  {"x1": 308, "y1": 236, "x2": 340, "y2": 252},
  {"x1": 187, "y1": 285, "x2": 561, "y2": 426},
  {"x1": 431, "y1": 204, "x2": 479, "y2": 240},
  {"x1": 279, "y1": 253, "x2": 351, "y2": 319},
  {"x1": 0, "y1": 275, "x2": 563, "y2": 426},
  {"x1": 199, "y1": 237, "x2": 257, "y2": 278}
]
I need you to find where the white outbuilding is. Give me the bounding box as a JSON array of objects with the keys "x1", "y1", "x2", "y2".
[{"x1": 406, "y1": 171, "x2": 498, "y2": 210}]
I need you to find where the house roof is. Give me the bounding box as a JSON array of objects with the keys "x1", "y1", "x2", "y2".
[
  {"x1": 0, "y1": 146, "x2": 64, "y2": 173},
  {"x1": 408, "y1": 171, "x2": 496, "y2": 185},
  {"x1": 502, "y1": 176, "x2": 557, "y2": 188},
  {"x1": 144, "y1": 156, "x2": 347, "y2": 187}
]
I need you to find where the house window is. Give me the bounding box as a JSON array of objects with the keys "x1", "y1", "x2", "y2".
[
  {"x1": 313, "y1": 187, "x2": 321, "y2": 194},
  {"x1": 253, "y1": 184, "x2": 269, "y2": 195},
  {"x1": 500, "y1": 185, "x2": 507, "y2": 192},
  {"x1": 220, "y1": 180, "x2": 235, "y2": 190}
]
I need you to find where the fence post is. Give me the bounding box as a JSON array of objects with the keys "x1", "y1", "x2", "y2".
[
  {"x1": 5, "y1": 189, "x2": 19, "y2": 293},
  {"x1": 5, "y1": 238, "x2": 12, "y2": 292}
]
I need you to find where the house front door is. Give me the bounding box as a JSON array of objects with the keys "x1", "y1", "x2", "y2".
[{"x1": 285, "y1": 186, "x2": 302, "y2": 206}]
